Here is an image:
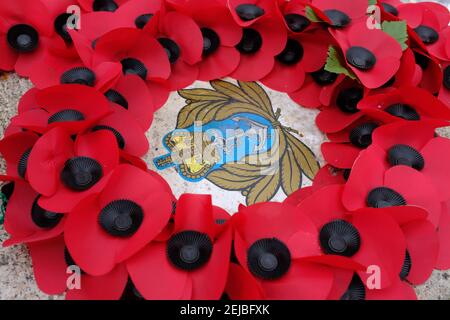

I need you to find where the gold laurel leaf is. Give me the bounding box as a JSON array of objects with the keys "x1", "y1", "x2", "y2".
[
  {"x1": 214, "y1": 102, "x2": 273, "y2": 122},
  {"x1": 246, "y1": 169, "x2": 281, "y2": 205},
  {"x1": 237, "y1": 81, "x2": 275, "y2": 117},
  {"x1": 210, "y1": 80, "x2": 254, "y2": 103},
  {"x1": 207, "y1": 169, "x2": 261, "y2": 191},
  {"x1": 176, "y1": 100, "x2": 225, "y2": 129},
  {"x1": 178, "y1": 88, "x2": 229, "y2": 102},
  {"x1": 221, "y1": 162, "x2": 270, "y2": 177},
  {"x1": 285, "y1": 132, "x2": 320, "y2": 180},
  {"x1": 280, "y1": 148, "x2": 302, "y2": 195}
]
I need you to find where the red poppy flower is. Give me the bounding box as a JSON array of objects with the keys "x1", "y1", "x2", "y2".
[
  {"x1": 0, "y1": 131, "x2": 39, "y2": 180},
  {"x1": 294, "y1": 184, "x2": 408, "y2": 289},
  {"x1": 321, "y1": 117, "x2": 384, "y2": 169},
  {"x1": 330, "y1": 21, "x2": 403, "y2": 89},
  {"x1": 289, "y1": 71, "x2": 345, "y2": 109},
  {"x1": 103, "y1": 74, "x2": 155, "y2": 130},
  {"x1": 437, "y1": 200, "x2": 450, "y2": 270},
  {"x1": 167, "y1": 0, "x2": 242, "y2": 81},
  {"x1": 87, "y1": 103, "x2": 149, "y2": 157},
  {"x1": 315, "y1": 77, "x2": 368, "y2": 133},
  {"x1": 309, "y1": 0, "x2": 368, "y2": 29},
  {"x1": 27, "y1": 235, "x2": 129, "y2": 299},
  {"x1": 370, "y1": 121, "x2": 450, "y2": 203},
  {"x1": 0, "y1": 0, "x2": 53, "y2": 74},
  {"x1": 397, "y1": 2, "x2": 450, "y2": 61},
  {"x1": 439, "y1": 61, "x2": 450, "y2": 106},
  {"x1": 3, "y1": 181, "x2": 66, "y2": 247},
  {"x1": 227, "y1": 0, "x2": 280, "y2": 28},
  {"x1": 127, "y1": 194, "x2": 232, "y2": 300},
  {"x1": 64, "y1": 164, "x2": 173, "y2": 276},
  {"x1": 92, "y1": 26, "x2": 171, "y2": 82},
  {"x1": 413, "y1": 49, "x2": 443, "y2": 95},
  {"x1": 231, "y1": 202, "x2": 337, "y2": 300},
  {"x1": 77, "y1": 0, "x2": 131, "y2": 12},
  {"x1": 277, "y1": 0, "x2": 317, "y2": 35},
  {"x1": 10, "y1": 84, "x2": 111, "y2": 136},
  {"x1": 228, "y1": 11, "x2": 287, "y2": 81},
  {"x1": 261, "y1": 28, "x2": 331, "y2": 93},
  {"x1": 358, "y1": 86, "x2": 450, "y2": 125},
  {"x1": 27, "y1": 127, "x2": 120, "y2": 213},
  {"x1": 343, "y1": 144, "x2": 443, "y2": 228},
  {"x1": 144, "y1": 10, "x2": 203, "y2": 89},
  {"x1": 222, "y1": 263, "x2": 265, "y2": 300},
  {"x1": 77, "y1": 0, "x2": 162, "y2": 43}
]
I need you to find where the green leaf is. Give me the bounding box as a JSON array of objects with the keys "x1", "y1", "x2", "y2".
[
  {"x1": 324, "y1": 46, "x2": 357, "y2": 80},
  {"x1": 305, "y1": 6, "x2": 322, "y2": 23},
  {"x1": 368, "y1": 0, "x2": 377, "y2": 5},
  {"x1": 382, "y1": 20, "x2": 408, "y2": 51}
]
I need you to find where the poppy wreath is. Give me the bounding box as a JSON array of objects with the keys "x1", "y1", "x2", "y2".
[{"x1": 0, "y1": 0, "x2": 449, "y2": 300}]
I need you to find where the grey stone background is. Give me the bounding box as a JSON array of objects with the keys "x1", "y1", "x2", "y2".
[{"x1": 0, "y1": 0, "x2": 449, "y2": 300}]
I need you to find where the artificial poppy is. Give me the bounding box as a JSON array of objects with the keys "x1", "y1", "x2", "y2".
[
  {"x1": 370, "y1": 121, "x2": 450, "y2": 203},
  {"x1": 64, "y1": 164, "x2": 174, "y2": 275},
  {"x1": 321, "y1": 117, "x2": 383, "y2": 169},
  {"x1": 127, "y1": 194, "x2": 232, "y2": 300},
  {"x1": 232, "y1": 202, "x2": 337, "y2": 300},
  {"x1": 261, "y1": 28, "x2": 331, "y2": 93},
  {"x1": 227, "y1": 0, "x2": 280, "y2": 28},
  {"x1": 413, "y1": 49, "x2": 443, "y2": 95},
  {"x1": 27, "y1": 235, "x2": 129, "y2": 299},
  {"x1": 0, "y1": 0, "x2": 52, "y2": 75},
  {"x1": 10, "y1": 84, "x2": 111, "y2": 136},
  {"x1": 0, "y1": 131, "x2": 39, "y2": 180},
  {"x1": 342, "y1": 144, "x2": 443, "y2": 228},
  {"x1": 330, "y1": 21, "x2": 403, "y2": 89},
  {"x1": 144, "y1": 10, "x2": 204, "y2": 89},
  {"x1": 77, "y1": 0, "x2": 131, "y2": 12},
  {"x1": 437, "y1": 200, "x2": 450, "y2": 270},
  {"x1": 3, "y1": 181, "x2": 65, "y2": 246},
  {"x1": 87, "y1": 103, "x2": 149, "y2": 157},
  {"x1": 293, "y1": 184, "x2": 409, "y2": 289},
  {"x1": 397, "y1": 2, "x2": 450, "y2": 61},
  {"x1": 308, "y1": 0, "x2": 368, "y2": 29},
  {"x1": 167, "y1": 0, "x2": 243, "y2": 81},
  {"x1": 26, "y1": 127, "x2": 120, "y2": 212},
  {"x1": 438, "y1": 62, "x2": 450, "y2": 106},
  {"x1": 229, "y1": 11, "x2": 287, "y2": 81},
  {"x1": 358, "y1": 86, "x2": 450, "y2": 125},
  {"x1": 277, "y1": 0, "x2": 316, "y2": 35},
  {"x1": 315, "y1": 77, "x2": 368, "y2": 133},
  {"x1": 222, "y1": 263, "x2": 265, "y2": 300}
]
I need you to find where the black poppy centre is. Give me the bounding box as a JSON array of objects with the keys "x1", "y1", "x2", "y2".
[{"x1": 7, "y1": 24, "x2": 39, "y2": 53}]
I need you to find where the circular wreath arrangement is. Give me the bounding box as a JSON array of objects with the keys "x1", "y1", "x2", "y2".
[{"x1": 0, "y1": 0, "x2": 450, "y2": 300}]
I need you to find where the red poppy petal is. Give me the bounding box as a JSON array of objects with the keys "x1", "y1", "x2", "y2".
[
  {"x1": 190, "y1": 227, "x2": 232, "y2": 300},
  {"x1": 0, "y1": 131, "x2": 39, "y2": 177},
  {"x1": 327, "y1": 269, "x2": 354, "y2": 300},
  {"x1": 313, "y1": 165, "x2": 347, "y2": 189},
  {"x1": 261, "y1": 60, "x2": 306, "y2": 93},
  {"x1": 342, "y1": 148, "x2": 386, "y2": 212},
  {"x1": 27, "y1": 127, "x2": 74, "y2": 196},
  {"x1": 385, "y1": 165, "x2": 442, "y2": 227},
  {"x1": 225, "y1": 263, "x2": 265, "y2": 300},
  {"x1": 164, "y1": 59, "x2": 199, "y2": 90},
  {"x1": 283, "y1": 186, "x2": 316, "y2": 206},
  {"x1": 296, "y1": 184, "x2": 347, "y2": 227},
  {"x1": 366, "y1": 279, "x2": 417, "y2": 300},
  {"x1": 174, "y1": 194, "x2": 215, "y2": 238},
  {"x1": 127, "y1": 242, "x2": 190, "y2": 299},
  {"x1": 230, "y1": 51, "x2": 275, "y2": 81},
  {"x1": 403, "y1": 220, "x2": 438, "y2": 285},
  {"x1": 421, "y1": 137, "x2": 450, "y2": 201},
  {"x1": 75, "y1": 131, "x2": 120, "y2": 173},
  {"x1": 436, "y1": 202, "x2": 450, "y2": 270},
  {"x1": 316, "y1": 107, "x2": 363, "y2": 133},
  {"x1": 0, "y1": 35, "x2": 17, "y2": 71},
  {"x1": 160, "y1": 11, "x2": 203, "y2": 65},
  {"x1": 262, "y1": 261, "x2": 334, "y2": 300},
  {"x1": 66, "y1": 264, "x2": 129, "y2": 300},
  {"x1": 198, "y1": 46, "x2": 241, "y2": 81},
  {"x1": 28, "y1": 236, "x2": 68, "y2": 295},
  {"x1": 351, "y1": 209, "x2": 406, "y2": 289},
  {"x1": 321, "y1": 142, "x2": 361, "y2": 169},
  {"x1": 289, "y1": 77, "x2": 322, "y2": 109}
]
